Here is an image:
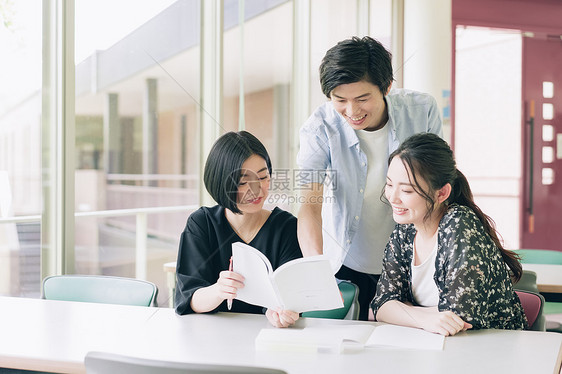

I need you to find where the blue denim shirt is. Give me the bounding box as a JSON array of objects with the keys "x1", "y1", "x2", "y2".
[{"x1": 297, "y1": 89, "x2": 443, "y2": 272}]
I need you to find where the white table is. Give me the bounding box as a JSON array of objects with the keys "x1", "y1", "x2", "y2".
[
  {"x1": 0, "y1": 296, "x2": 561, "y2": 374},
  {"x1": 523, "y1": 264, "x2": 562, "y2": 293}
]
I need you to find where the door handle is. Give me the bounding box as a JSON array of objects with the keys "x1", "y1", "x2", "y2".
[{"x1": 527, "y1": 100, "x2": 535, "y2": 233}]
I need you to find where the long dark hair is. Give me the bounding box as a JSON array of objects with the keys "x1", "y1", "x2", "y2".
[{"x1": 388, "y1": 133, "x2": 522, "y2": 281}]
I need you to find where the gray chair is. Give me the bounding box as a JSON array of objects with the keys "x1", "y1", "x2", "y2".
[
  {"x1": 84, "y1": 351, "x2": 287, "y2": 374},
  {"x1": 514, "y1": 270, "x2": 539, "y2": 293},
  {"x1": 42, "y1": 275, "x2": 158, "y2": 307}
]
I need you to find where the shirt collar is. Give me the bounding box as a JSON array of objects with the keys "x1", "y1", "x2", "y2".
[{"x1": 385, "y1": 95, "x2": 398, "y2": 143}]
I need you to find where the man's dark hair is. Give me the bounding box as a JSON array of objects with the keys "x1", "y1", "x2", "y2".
[
  {"x1": 319, "y1": 36, "x2": 393, "y2": 98},
  {"x1": 203, "y1": 131, "x2": 272, "y2": 214}
]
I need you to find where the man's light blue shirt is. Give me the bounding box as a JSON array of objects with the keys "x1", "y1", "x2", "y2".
[{"x1": 297, "y1": 88, "x2": 443, "y2": 273}]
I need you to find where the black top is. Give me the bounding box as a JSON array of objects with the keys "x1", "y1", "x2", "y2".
[{"x1": 175, "y1": 205, "x2": 302, "y2": 315}]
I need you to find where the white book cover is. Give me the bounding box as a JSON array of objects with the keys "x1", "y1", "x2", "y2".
[{"x1": 231, "y1": 242, "x2": 343, "y2": 313}]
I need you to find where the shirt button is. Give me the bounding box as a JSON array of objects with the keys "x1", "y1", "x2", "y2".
[
  {"x1": 355, "y1": 216, "x2": 359, "y2": 220},
  {"x1": 360, "y1": 188, "x2": 364, "y2": 193},
  {"x1": 362, "y1": 162, "x2": 366, "y2": 167},
  {"x1": 347, "y1": 240, "x2": 351, "y2": 244}
]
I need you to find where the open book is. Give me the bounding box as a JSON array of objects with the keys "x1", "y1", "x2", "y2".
[
  {"x1": 255, "y1": 324, "x2": 445, "y2": 353},
  {"x1": 231, "y1": 242, "x2": 343, "y2": 313}
]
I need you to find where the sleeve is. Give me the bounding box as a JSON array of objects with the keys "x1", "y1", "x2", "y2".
[
  {"x1": 436, "y1": 209, "x2": 494, "y2": 328},
  {"x1": 371, "y1": 226, "x2": 412, "y2": 319},
  {"x1": 426, "y1": 95, "x2": 443, "y2": 138},
  {"x1": 296, "y1": 121, "x2": 330, "y2": 186},
  {"x1": 174, "y1": 210, "x2": 223, "y2": 315}
]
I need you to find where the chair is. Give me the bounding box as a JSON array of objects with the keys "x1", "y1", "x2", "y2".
[
  {"x1": 515, "y1": 290, "x2": 545, "y2": 331},
  {"x1": 515, "y1": 249, "x2": 562, "y2": 265},
  {"x1": 301, "y1": 280, "x2": 360, "y2": 320},
  {"x1": 515, "y1": 249, "x2": 562, "y2": 332},
  {"x1": 514, "y1": 270, "x2": 539, "y2": 293},
  {"x1": 84, "y1": 351, "x2": 287, "y2": 374},
  {"x1": 42, "y1": 275, "x2": 158, "y2": 307},
  {"x1": 163, "y1": 261, "x2": 177, "y2": 308}
]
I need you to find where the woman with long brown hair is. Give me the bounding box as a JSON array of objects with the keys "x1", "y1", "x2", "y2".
[{"x1": 371, "y1": 133, "x2": 526, "y2": 335}]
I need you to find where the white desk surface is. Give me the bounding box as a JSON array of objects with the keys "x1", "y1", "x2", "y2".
[
  {"x1": 523, "y1": 263, "x2": 562, "y2": 293},
  {"x1": 0, "y1": 296, "x2": 561, "y2": 374}
]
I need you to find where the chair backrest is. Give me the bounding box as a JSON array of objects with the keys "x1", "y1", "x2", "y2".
[
  {"x1": 515, "y1": 249, "x2": 562, "y2": 265},
  {"x1": 84, "y1": 351, "x2": 287, "y2": 374},
  {"x1": 515, "y1": 290, "x2": 545, "y2": 331},
  {"x1": 514, "y1": 270, "x2": 539, "y2": 293},
  {"x1": 42, "y1": 275, "x2": 158, "y2": 307},
  {"x1": 301, "y1": 280, "x2": 360, "y2": 320},
  {"x1": 513, "y1": 269, "x2": 562, "y2": 333}
]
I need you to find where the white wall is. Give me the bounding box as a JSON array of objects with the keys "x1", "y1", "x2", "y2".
[{"x1": 403, "y1": 0, "x2": 452, "y2": 142}]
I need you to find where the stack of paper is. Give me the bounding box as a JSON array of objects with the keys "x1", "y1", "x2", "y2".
[
  {"x1": 255, "y1": 324, "x2": 445, "y2": 353},
  {"x1": 364, "y1": 324, "x2": 445, "y2": 350}
]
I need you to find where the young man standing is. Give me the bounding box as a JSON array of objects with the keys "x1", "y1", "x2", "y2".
[{"x1": 297, "y1": 36, "x2": 443, "y2": 320}]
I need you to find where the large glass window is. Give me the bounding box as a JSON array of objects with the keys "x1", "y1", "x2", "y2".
[
  {"x1": 223, "y1": 1, "x2": 293, "y2": 211},
  {"x1": 310, "y1": 0, "x2": 359, "y2": 110},
  {"x1": 0, "y1": 1, "x2": 42, "y2": 297},
  {"x1": 1, "y1": 0, "x2": 393, "y2": 304},
  {"x1": 74, "y1": 0, "x2": 199, "y2": 306}
]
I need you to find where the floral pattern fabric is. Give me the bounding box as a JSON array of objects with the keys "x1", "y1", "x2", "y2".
[{"x1": 371, "y1": 204, "x2": 527, "y2": 330}]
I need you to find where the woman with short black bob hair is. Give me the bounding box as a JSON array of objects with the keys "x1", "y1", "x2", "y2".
[
  {"x1": 203, "y1": 131, "x2": 272, "y2": 214},
  {"x1": 175, "y1": 131, "x2": 302, "y2": 328},
  {"x1": 371, "y1": 133, "x2": 527, "y2": 335}
]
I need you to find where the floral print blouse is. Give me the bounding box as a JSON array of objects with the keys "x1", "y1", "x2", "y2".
[{"x1": 371, "y1": 204, "x2": 527, "y2": 330}]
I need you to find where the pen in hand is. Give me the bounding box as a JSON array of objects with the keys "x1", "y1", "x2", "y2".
[{"x1": 227, "y1": 256, "x2": 233, "y2": 310}]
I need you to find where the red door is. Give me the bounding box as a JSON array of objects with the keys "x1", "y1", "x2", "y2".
[{"x1": 521, "y1": 36, "x2": 562, "y2": 250}]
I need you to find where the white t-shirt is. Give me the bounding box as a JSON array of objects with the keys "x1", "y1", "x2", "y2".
[
  {"x1": 411, "y1": 240, "x2": 440, "y2": 307},
  {"x1": 343, "y1": 124, "x2": 395, "y2": 274}
]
